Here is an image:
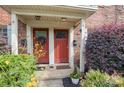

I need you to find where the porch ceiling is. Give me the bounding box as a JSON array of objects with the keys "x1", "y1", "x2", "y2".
[
  {"x1": 20, "y1": 15, "x2": 79, "y2": 23},
  {"x1": 19, "y1": 15, "x2": 80, "y2": 28}
]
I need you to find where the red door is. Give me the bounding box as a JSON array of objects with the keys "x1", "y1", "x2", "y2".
[
  {"x1": 54, "y1": 29, "x2": 69, "y2": 64},
  {"x1": 33, "y1": 28, "x2": 49, "y2": 64}
]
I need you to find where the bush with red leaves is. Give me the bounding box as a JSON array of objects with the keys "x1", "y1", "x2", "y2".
[{"x1": 86, "y1": 24, "x2": 124, "y2": 74}]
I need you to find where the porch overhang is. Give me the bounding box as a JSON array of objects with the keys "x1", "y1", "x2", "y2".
[
  {"x1": 1, "y1": 5, "x2": 97, "y2": 29},
  {"x1": 1, "y1": 5, "x2": 97, "y2": 19}
]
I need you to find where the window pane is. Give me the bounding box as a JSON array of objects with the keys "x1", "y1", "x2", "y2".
[
  {"x1": 3, "y1": 29, "x2": 7, "y2": 36},
  {"x1": 36, "y1": 31, "x2": 47, "y2": 45},
  {"x1": 0, "y1": 29, "x2": 2, "y2": 37},
  {"x1": 56, "y1": 31, "x2": 66, "y2": 39},
  {"x1": 3, "y1": 29, "x2": 7, "y2": 33},
  {"x1": 36, "y1": 31, "x2": 47, "y2": 39}
]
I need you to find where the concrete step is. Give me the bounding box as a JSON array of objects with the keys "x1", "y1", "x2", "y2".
[{"x1": 35, "y1": 69, "x2": 73, "y2": 80}]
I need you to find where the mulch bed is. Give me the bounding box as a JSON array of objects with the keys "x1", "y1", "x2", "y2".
[{"x1": 62, "y1": 77, "x2": 80, "y2": 87}]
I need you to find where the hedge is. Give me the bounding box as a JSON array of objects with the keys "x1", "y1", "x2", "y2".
[
  {"x1": 86, "y1": 24, "x2": 124, "y2": 74},
  {"x1": 0, "y1": 54, "x2": 37, "y2": 87}
]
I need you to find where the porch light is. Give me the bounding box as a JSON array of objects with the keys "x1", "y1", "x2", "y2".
[
  {"x1": 35, "y1": 16, "x2": 41, "y2": 20},
  {"x1": 61, "y1": 17, "x2": 67, "y2": 22},
  {"x1": 80, "y1": 29, "x2": 82, "y2": 32},
  {"x1": 73, "y1": 40, "x2": 77, "y2": 47}
]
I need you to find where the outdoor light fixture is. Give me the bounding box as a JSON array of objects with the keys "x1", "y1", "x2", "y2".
[
  {"x1": 61, "y1": 17, "x2": 67, "y2": 22},
  {"x1": 35, "y1": 16, "x2": 41, "y2": 20},
  {"x1": 73, "y1": 40, "x2": 77, "y2": 47},
  {"x1": 80, "y1": 29, "x2": 82, "y2": 32}
]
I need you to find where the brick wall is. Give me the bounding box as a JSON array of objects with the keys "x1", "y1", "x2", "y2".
[
  {"x1": 0, "y1": 7, "x2": 10, "y2": 26},
  {"x1": 0, "y1": 7, "x2": 28, "y2": 54},
  {"x1": 18, "y1": 20, "x2": 27, "y2": 54},
  {"x1": 86, "y1": 5, "x2": 124, "y2": 31},
  {"x1": 0, "y1": 7, "x2": 10, "y2": 48},
  {"x1": 115, "y1": 6, "x2": 124, "y2": 26}
]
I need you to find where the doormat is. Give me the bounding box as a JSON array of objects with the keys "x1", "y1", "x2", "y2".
[{"x1": 56, "y1": 65, "x2": 71, "y2": 70}]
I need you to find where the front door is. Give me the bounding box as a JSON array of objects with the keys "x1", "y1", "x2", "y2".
[
  {"x1": 33, "y1": 28, "x2": 49, "y2": 64},
  {"x1": 54, "y1": 29, "x2": 69, "y2": 64}
]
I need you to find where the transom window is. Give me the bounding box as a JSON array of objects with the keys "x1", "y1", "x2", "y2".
[{"x1": 56, "y1": 31, "x2": 67, "y2": 39}]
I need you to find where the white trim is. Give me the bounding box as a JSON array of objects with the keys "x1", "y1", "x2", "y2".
[
  {"x1": 49, "y1": 27, "x2": 54, "y2": 65},
  {"x1": 69, "y1": 27, "x2": 74, "y2": 68},
  {"x1": 7, "y1": 24, "x2": 11, "y2": 46},
  {"x1": 80, "y1": 19, "x2": 87, "y2": 72},
  {"x1": 14, "y1": 11, "x2": 82, "y2": 19},
  {"x1": 31, "y1": 28, "x2": 34, "y2": 55},
  {"x1": 54, "y1": 5, "x2": 98, "y2": 11},
  {"x1": 26, "y1": 25, "x2": 33, "y2": 54},
  {"x1": 11, "y1": 12, "x2": 18, "y2": 54}
]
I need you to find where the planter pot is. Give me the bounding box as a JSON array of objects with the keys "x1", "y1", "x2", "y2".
[{"x1": 71, "y1": 78, "x2": 79, "y2": 85}]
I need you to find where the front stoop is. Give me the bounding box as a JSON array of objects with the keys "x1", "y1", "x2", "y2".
[
  {"x1": 36, "y1": 69, "x2": 73, "y2": 87},
  {"x1": 35, "y1": 68, "x2": 73, "y2": 80},
  {"x1": 35, "y1": 64, "x2": 73, "y2": 87}
]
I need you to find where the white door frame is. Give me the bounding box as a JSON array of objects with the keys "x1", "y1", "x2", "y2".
[
  {"x1": 69, "y1": 27, "x2": 74, "y2": 68},
  {"x1": 27, "y1": 25, "x2": 74, "y2": 68},
  {"x1": 26, "y1": 25, "x2": 33, "y2": 54},
  {"x1": 49, "y1": 27, "x2": 54, "y2": 65}
]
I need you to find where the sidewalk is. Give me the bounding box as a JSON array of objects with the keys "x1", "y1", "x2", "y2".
[{"x1": 38, "y1": 78, "x2": 63, "y2": 87}]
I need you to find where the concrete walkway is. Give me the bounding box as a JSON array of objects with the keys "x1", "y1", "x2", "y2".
[
  {"x1": 36, "y1": 69, "x2": 73, "y2": 87},
  {"x1": 38, "y1": 78, "x2": 63, "y2": 87}
]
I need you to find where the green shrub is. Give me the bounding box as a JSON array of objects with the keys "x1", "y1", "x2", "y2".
[
  {"x1": 0, "y1": 54, "x2": 36, "y2": 87},
  {"x1": 80, "y1": 69, "x2": 124, "y2": 87},
  {"x1": 111, "y1": 75, "x2": 124, "y2": 87},
  {"x1": 70, "y1": 68, "x2": 81, "y2": 79}
]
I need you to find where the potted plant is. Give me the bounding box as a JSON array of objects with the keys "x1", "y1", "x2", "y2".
[{"x1": 70, "y1": 68, "x2": 80, "y2": 85}]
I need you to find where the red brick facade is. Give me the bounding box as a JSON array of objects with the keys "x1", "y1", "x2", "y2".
[
  {"x1": 86, "y1": 5, "x2": 124, "y2": 31},
  {"x1": 0, "y1": 7, "x2": 10, "y2": 26},
  {"x1": 0, "y1": 7, "x2": 10, "y2": 49},
  {"x1": 18, "y1": 20, "x2": 27, "y2": 54},
  {"x1": 0, "y1": 7, "x2": 27, "y2": 53}
]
